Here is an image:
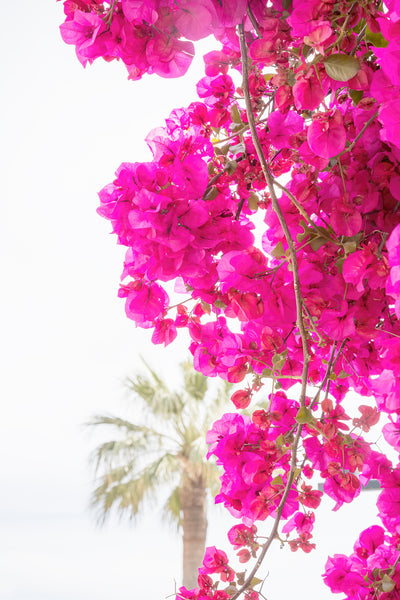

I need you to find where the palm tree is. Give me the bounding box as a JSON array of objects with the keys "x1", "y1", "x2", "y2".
[{"x1": 88, "y1": 360, "x2": 231, "y2": 589}]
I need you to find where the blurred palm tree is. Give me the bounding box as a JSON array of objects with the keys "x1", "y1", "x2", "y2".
[{"x1": 88, "y1": 360, "x2": 231, "y2": 589}]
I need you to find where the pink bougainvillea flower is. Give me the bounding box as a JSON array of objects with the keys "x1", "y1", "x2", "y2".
[
  {"x1": 267, "y1": 110, "x2": 304, "y2": 149},
  {"x1": 293, "y1": 71, "x2": 325, "y2": 110},
  {"x1": 307, "y1": 110, "x2": 346, "y2": 158},
  {"x1": 342, "y1": 248, "x2": 373, "y2": 293},
  {"x1": 371, "y1": 369, "x2": 400, "y2": 413},
  {"x1": 227, "y1": 524, "x2": 257, "y2": 549},
  {"x1": 318, "y1": 301, "x2": 356, "y2": 341},
  {"x1": 374, "y1": 39, "x2": 400, "y2": 87},
  {"x1": 282, "y1": 511, "x2": 315, "y2": 535},
  {"x1": 323, "y1": 555, "x2": 368, "y2": 595},
  {"x1": 151, "y1": 318, "x2": 177, "y2": 346},
  {"x1": 59, "y1": 9, "x2": 106, "y2": 65},
  {"x1": 121, "y1": 0, "x2": 158, "y2": 24},
  {"x1": 287, "y1": 1, "x2": 326, "y2": 37},
  {"x1": 370, "y1": 69, "x2": 397, "y2": 104},
  {"x1": 383, "y1": 416, "x2": 400, "y2": 451},
  {"x1": 330, "y1": 196, "x2": 362, "y2": 237},
  {"x1": 119, "y1": 280, "x2": 169, "y2": 326},
  {"x1": 386, "y1": 223, "x2": 400, "y2": 317},
  {"x1": 146, "y1": 35, "x2": 195, "y2": 78},
  {"x1": 200, "y1": 546, "x2": 235, "y2": 582},
  {"x1": 354, "y1": 525, "x2": 385, "y2": 559},
  {"x1": 213, "y1": 0, "x2": 247, "y2": 28},
  {"x1": 304, "y1": 21, "x2": 332, "y2": 51},
  {"x1": 231, "y1": 388, "x2": 252, "y2": 409},
  {"x1": 379, "y1": 98, "x2": 400, "y2": 150},
  {"x1": 174, "y1": 0, "x2": 217, "y2": 41},
  {"x1": 353, "y1": 405, "x2": 380, "y2": 433},
  {"x1": 248, "y1": 35, "x2": 277, "y2": 66}
]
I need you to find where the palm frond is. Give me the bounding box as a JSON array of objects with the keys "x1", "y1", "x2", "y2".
[
  {"x1": 91, "y1": 452, "x2": 181, "y2": 524},
  {"x1": 162, "y1": 486, "x2": 182, "y2": 530},
  {"x1": 88, "y1": 359, "x2": 231, "y2": 529},
  {"x1": 125, "y1": 371, "x2": 184, "y2": 419},
  {"x1": 87, "y1": 415, "x2": 179, "y2": 472},
  {"x1": 181, "y1": 360, "x2": 208, "y2": 402}
]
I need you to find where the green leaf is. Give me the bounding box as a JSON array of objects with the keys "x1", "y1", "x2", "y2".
[
  {"x1": 230, "y1": 103, "x2": 243, "y2": 124},
  {"x1": 250, "y1": 577, "x2": 263, "y2": 587},
  {"x1": 381, "y1": 574, "x2": 396, "y2": 593},
  {"x1": 366, "y1": 28, "x2": 388, "y2": 48},
  {"x1": 271, "y1": 241, "x2": 285, "y2": 258},
  {"x1": 349, "y1": 89, "x2": 363, "y2": 105},
  {"x1": 343, "y1": 240, "x2": 357, "y2": 255},
  {"x1": 225, "y1": 160, "x2": 238, "y2": 175},
  {"x1": 271, "y1": 474, "x2": 284, "y2": 487},
  {"x1": 295, "y1": 406, "x2": 315, "y2": 425},
  {"x1": 247, "y1": 192, "x2": 259, "y2": 211},
  {"x1": 261, "y1": 368, "x2": 273, "y2": 378},
  {"x1": 201, "y1": 301, "x2": 211, "y2": 315},
  {"x1": 324, "y1": 54, "x2": 360, "y2": 82},
  {"x1": 214, "y1": 144, "x2": 230, "y2": 156},
  {"x1": 297, "y1": 220, "x2": 309, "y2": 243},
  {"x1": 272, "y1": 351, "x2": 287, "y2": 372},
  {"x1": 214, "y1": 299, "x2": 227, "y2": 309},
  {"x1": 203, "y1": 186, "x2": 219, "y2": 201},
  {"x1": 338, "y1": 370, "x2": 350, "y2": 379}
]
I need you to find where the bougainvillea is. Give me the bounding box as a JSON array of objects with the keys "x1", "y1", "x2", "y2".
[{"x1": 59, "y1": 1, "x2": 400, "y2": 599}]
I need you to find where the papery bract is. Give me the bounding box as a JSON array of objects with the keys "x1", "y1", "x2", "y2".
[{"x1": 307, "y1": 110, "x2": 346, "y2": 158}]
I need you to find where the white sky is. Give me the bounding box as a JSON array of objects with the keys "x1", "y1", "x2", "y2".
[{"x1": 0, "y1": 3, "x2": 384, "y2": 600}]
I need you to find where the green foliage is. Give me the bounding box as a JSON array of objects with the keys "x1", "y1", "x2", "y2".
[{"x1": 88, "y1": 359, "x2": 231, "y2": 527}]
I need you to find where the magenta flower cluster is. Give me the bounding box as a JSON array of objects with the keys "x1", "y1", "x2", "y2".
[{"x1": 59, "y1": 1, "x2": 400, "y2": 599}]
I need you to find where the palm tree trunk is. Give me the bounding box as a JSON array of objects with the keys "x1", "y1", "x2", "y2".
[{"x1": 180, "y1": 475, "x2": 208, "y2": 589}]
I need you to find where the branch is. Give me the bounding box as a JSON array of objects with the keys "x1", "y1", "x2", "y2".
[
  {"x1": 229, "y1": 23, "x2": 312, "y2": 600},
  {"x1": 271, "y1": 178, "x2": 322, "y2": 233},
  {"x1": 238, "y1": 22, "x2": 310, "y2": 407},
  {"x1": 311, "y1": 339, "x2": 347, "y2": 408},
  {"x1": 231, "y1": 425, "x2": 303, "y2": 600},
  {"x1": 247, "y1": 4, "x2": 262, "y2": 38},
  {"x1": 202, "y1": 155, "x2": 245, "y2": 200}
]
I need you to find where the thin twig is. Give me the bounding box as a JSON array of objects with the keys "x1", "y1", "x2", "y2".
[
  {"x1": 272, "y1": 179, "x2": 319, "y2": 231},
  {"x1": 230, "y1": 23, "x2": 311, "y2": 600},
  {"x1": 238, "y1": 22, "x2": 310, "y2": 407},
  {"x1": 310, "y1": 340, "x2": 347, "y2": 408},
  {"x1": 247, "y1": 4, "x2": 262, "y2": 38},
  {"x1": 334, "y1": 110, "x2": 380, "y2": 159},
  {"x1": 202, "y1": 156, "x2": 245, "y2": 200},
  {"x1": 231, "y1": 426, "x2": 303, "y2": 600}
]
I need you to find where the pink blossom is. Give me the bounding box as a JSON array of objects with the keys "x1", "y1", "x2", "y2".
[
  {"x1": 267, "y1": 110, "x2": 304, "y2": 149},
  {"x1": 119, "y1": 280, "x2": 169, "y2": 326},
  {"x1": 121, "y1": 0, "x2": 158, "y2": 24},
  {"x1": 174, "y1": 0, "x2": 217, "y2": 41},
  {"x1": 379, "y1": 98, "x2": 400, "y2": 150},
  {"x1": 323, "y1": 555, "x2": 368, "y2": 595},
  {"x1": 383, "y1": 416, "x2": 400, "y2": 451},
  {"x1": 146, "y1": 35, "x2": 195, "y2": 78},
  {"x1": 59, "y1": 9, "x2": 106, "y2": 65},
  {"x1": 374, "y1": 39, "x2": 400, "y2": 87},
  {"x1": 307, "y1": 110, "x2": 346, "y2": 158},
  {"x1": 293, "y1": 71, "x2": 325, "y2": 110}
]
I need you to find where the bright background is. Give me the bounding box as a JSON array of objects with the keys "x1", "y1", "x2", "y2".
[{"x1": 1, "y1": 3, "x2": 383, "y2": 600}]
